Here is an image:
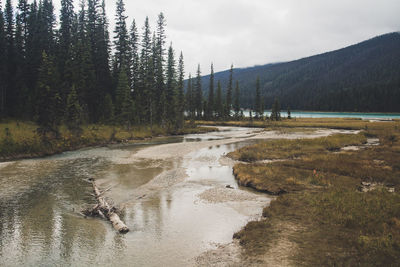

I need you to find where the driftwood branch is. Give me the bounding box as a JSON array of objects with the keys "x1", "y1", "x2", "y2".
[{"x1": 83, "y1": 178, "x2": 129, "y2": 233}]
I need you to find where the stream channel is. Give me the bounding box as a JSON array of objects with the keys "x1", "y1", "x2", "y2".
[{"x1": 0, "y1": 126, "x2": 350, "y2": 266}]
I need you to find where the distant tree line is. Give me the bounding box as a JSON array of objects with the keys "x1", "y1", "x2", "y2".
[
  {"x1": 0, "y1": 0, "x2": 186, "y2": 133},
  {"x1": 197, "y1": 33, "x2": 400, "y2": 113}
]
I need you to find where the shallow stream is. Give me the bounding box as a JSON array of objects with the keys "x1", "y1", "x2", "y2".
[{"x1": 0, "y1": 127, "x2": 271, "y2": 266}]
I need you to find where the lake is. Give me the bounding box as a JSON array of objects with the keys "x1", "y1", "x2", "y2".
[{"x1": 242, "y1": 111, "x2": 400, "y2": 120}]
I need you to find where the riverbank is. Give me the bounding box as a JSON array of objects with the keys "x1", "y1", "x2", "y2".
[
  {"x1": 227, "y1": 120, "x2": 400, "y2": 266},
  {"x1": 0, "y1": 120, "x2": 217, "y2": 162},
  {"x1": 196, "y1": 117, "x2": 398, "y2": 130}
]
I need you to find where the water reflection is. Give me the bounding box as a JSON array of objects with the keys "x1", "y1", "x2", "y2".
[{"x1": 0, "y1": 128, "x2": 269, "y2": 266}]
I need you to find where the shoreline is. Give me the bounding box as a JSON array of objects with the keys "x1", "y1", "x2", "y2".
[{"x1": 0, "y1": 125, "x2": 218, "y2": 163}]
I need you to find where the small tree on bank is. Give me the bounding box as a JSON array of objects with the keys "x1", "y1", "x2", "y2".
[{"x1": 270, "y1": 98, "x2": 281, "y2": 121}]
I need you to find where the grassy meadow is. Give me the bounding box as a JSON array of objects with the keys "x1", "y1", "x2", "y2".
[
  {"x1": 0, "y1": 120, "x2": 216, "y2": 161},
  {"x1": 228, "y1": 119, "x2": 400, "y2": 266}
]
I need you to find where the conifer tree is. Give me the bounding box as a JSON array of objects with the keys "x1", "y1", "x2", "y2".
[
  {"x1": 129, "y1": 18, "x2": 139, "y2": 94},
  {"x1": 270, "y1": 97, "x2": 281, "y2": 121},
  {"x1": 59, "y1": 0, "x2": 74, "y2": 80},
  {"x1": 225, "y1": 64, "x2": 233, "y2": 118},
  {"x1": 234, "y1": 81, "x2": 240, "y2": 119},
  {"x1": 185, "y1": 73, "x2": 194, "y2": 120},
  {"x1": 4, "y1": 0, "x2": 15, "y2": 116},
  {"x1": 138, "y1": 16, "x2": 152, "y2": 124},
  {"x1": 194, "y1": 64, "x2": 202, "y2": 118},
  {"x1": 36, "y1": 51, "x2": 62, "y2": 135},
  {"x1": 255, "y1": 76, "x2": 262, "y2": 119},
  {"x1": 207, "y1": 63, "x2": 214, "y2": 120},
  {"x1": 115, "y1": 65, "x2": 132, "y2": 126},
  {"x1": 102, "y1": 94, "x2": 114, "y2": 122},
  {"x1": 0, "y1": 1, "x2": 5, "y2": 117},
  {"x1": 155, "y1": 12, "x2": 166, "y2": 124},
  {"x1": 66, "y1": 85, "x2": 83, "y2": 134},
  {"x1": 176, "y1": 51, "x2": 185, "y2": 129},
  {"x1": 113, "y1": 0, "x2": 129, "y2": 78},
  {"x1": 216, "y1": 80, "x2": 223, "y2": 120},
  {"x1": 165, "y1": 43, "x2": 176, "y2": 126}
]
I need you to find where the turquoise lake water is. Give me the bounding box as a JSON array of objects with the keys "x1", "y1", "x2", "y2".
[{"x1": 242, "y1": 111, "x2": 400, "y2": 120}]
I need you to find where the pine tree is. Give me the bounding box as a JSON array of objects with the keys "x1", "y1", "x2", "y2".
[
  {"x1": 138, "y1": 16, "x2": 153, "y2": 124},
  {"x1": 176, "y1": 51, "x2": 185, "y2": 129},
  {"x1": 59, "y1": 0, "x2": 74, "y2": 80},
  {"x1": 65, "y1": 85, "x2": 83, "y2": 134},
  {"x1": 14, "y1": 10, "x2": 26, "y2": 117},
  {"x1": 101, "y1": 94, "x2": 114, "y2": 123},
  {"x1": 233, "y1": 81, "x2": 240, "y2": 119},
  {"x1": 115, "y1": 65, "x2": 132, "y2": 126},
  {"x1": 207, "y1": 63, "x2": 214, "y2": 120},
  {"x1": 186, "y1": 73, "x2": 195, "y2": 120},
  {"x1": 4, "y1": 0, "x2": 15, "y2": 116},
  {"x1": 129, "y1": 18, "x2": 139, "y2": 95},
  {"x1": 216, "y1": 80, "x2": 223, "y2": 120},
  {"x1": 36, "y1": 51, "x2": 62, "y2": 135},
  {"x1": 155, "y1": 12, "x2": 166, "y2": 124},
  {"x1": 0, "y1": 1, "x2": 5, "y2": 117},
  {"x1": 194, "y1": 64, "x2": 202, "y2": 118},
  {"x1": 165, "y1": 43, "x2": 176, "y2": 126},
  {"x1": 255, "y1": 76, "x2": 262, "y2": 119},
  {"x1": 225, "y1": 64, "x2": 233, "y2": 118},
  {"x1": 270, "y1": 97, "x2": 281, "y2": 121},
  {"x1": 113, "y1": 0, "x2": 129, "y2": 76}
]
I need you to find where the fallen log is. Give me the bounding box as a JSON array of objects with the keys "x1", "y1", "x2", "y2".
[{"x1": 83, "y1": 178, "x2": 129, "y2": 233}]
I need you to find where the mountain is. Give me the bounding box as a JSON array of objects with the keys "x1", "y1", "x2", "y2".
[{"x1": 198, "y1": 32, "x2": 400, "y2": 112}]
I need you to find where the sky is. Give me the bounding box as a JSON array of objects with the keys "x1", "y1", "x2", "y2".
[{"x1": 53, "y1": 0, "x2": 400, "y2": 76}]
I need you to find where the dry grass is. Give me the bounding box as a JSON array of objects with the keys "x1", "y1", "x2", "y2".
[
  {"x1": 231, "y1": 120, "x2": 400, "y2": 266},
  {"x1": 0, "y1": 120, "x2": 217, "y2": 160},
  {"x1": 228, "y1": 132, "x2": 367, "y2": 162}
]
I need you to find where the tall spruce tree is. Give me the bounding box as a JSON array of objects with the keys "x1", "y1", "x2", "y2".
[
  {"x1": 138, "y1": 16, "x2": 152, "y2": 124},
  {"x1": 0, "y1": 0, "x2": 5, "y2": 117},
  {"x1": 176, "y1": 51, "x2": 184, "y2": 129},
  {"x1": 115, "y1": 64, "x2": 132, "y2": 126},
  {"x1": 4, "y1": 0, "x2": 15, "y2": 116},
  {"x1": 155, "y1": 12, "x2": 166, "y2": 124},
  {"x1": 194, "y1": 64, "x2": 202, "y2": 118},
  {"x1": 165, "y1": 43, "x2": 176, "y2": 125},
  {"x1": 225, "y1": 64, "x2": 233, "y2": 118},
  {"x1": 65, "y1": 85, "x2": 83, "y2": 134},
  {"x1": 255, "y1": 76, "x2": 262, "y2": 118},
  {"x1": 215, "y1": 80, "x2": 223, "y2": 120},
  {"x1": 129, "y1": 18, "x2": 139, "y2": 94},
  {"x1": 234, "y1": 81, "x2": 240, "y2": 119},
  {"x1": 207, "y1": 63, "x2": 214, "y2": 120},
  {"x1": 185, "y1": 73, "x2": 194, "y2": 120},
  {"x1": 36, "y1": 51, "x2": 62, "y2": 135},
  {"x1": 59, "y1": 0, "x2": 74, "y2": 81},
  {"x1": 113, "y1": 0, "x2": 129, "y2": 78}
]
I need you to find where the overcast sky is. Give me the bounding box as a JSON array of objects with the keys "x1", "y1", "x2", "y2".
[{"x1": 53, "y1": 0, "x2": 399, "y2": 76}]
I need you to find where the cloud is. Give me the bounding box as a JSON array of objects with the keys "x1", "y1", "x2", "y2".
[{"x1": 54, "y1": 0, "x2": 400, "y2": 76}]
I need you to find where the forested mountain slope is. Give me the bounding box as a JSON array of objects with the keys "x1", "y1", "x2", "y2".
[{"x1": 201, "y1": 32, "x2": 400, "y2": 112}]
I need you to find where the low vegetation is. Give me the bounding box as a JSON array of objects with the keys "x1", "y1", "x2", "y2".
[
  {"x1": 197, "y1": 117, "x2": 399, "y2": 130},
  {"x1": 0, "y1": 120, "x2": 216, "y2": 161},
  {"x1": 230, "y1": 120, "x2": 400, "y2": 266},
  {"x1": 228, "y1": 132, "x2": 367, "y2": 162}
]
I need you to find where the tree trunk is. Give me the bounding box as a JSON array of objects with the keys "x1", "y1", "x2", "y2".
[{"x1": 84, "y1": 178, "x2": 129, "y2": 233}]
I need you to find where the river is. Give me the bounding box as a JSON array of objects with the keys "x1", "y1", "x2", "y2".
[{"x1": 0, "y1": 126, "x2": 353, "y2": 266}]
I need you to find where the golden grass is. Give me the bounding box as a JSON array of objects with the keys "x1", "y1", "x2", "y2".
[
  {"x1": 228, "y1": 132, "x2": 367, "y2": 161},
  {"x1": 196, "y1": 118, "x2": 399, "y2": 131},
  {"x1": 0, "y1": 121, "x2": 217, "y2": 160},
  {"x1": 231, "y1": 121, "x2": 400, "y2": 266}
]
